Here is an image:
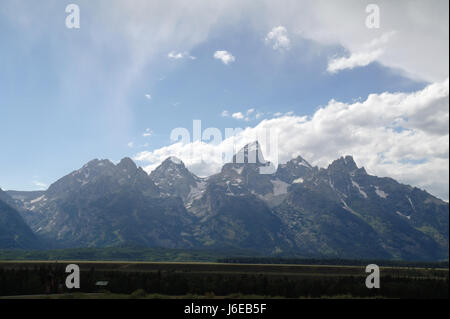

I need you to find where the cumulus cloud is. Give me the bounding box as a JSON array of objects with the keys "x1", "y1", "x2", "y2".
[
  {"x1": 135, "y1": 79, "x2": 449, "y2": 200},
  {"x1": 265, "y1": 26, "x2": 290, "y2": 50},
  {"x1": 145, "y1": 94, "x2": 151, "y2": 100},
  {"x1": 221, "y1": 110, "x2": 230, "y2": 117},
  {"x1": 214, "y1": 50, "x2": 235, "y2": 65}
]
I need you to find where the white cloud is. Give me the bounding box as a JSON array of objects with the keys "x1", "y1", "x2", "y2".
[
  {"x1": 232, "y1": 112, "x2": 244, "y2": 120},
  {"x1": 32, "y1": 181, "x2": 47, "y2": 190},
  {"x1": 223, "y1": 109, "x2": 259, "y2": 121},
  {"x1": 142, "y1": 128, "x2": 153, "y2": 137},
  {"x1": 135, "y1": 79, "x2": 449, "y2": 200},
  {"x1": 265, "y1": 26, "x2": 290, "y2": 50},
  {"x1": 267, "y1": 1, "x2": 448, "y2": 82},
  {"x1": 327, "y1": 32, "x2": 396, "y2": 74},
  {"x1": 127, "y1": 141, "x2": 134, "y2": 148},
  {"x1": 168, "y1": 51, "x2": 196, "y2": 60},
  {"x1": 327, "y1": 49, "x2": 383, "y2": 73},
  {"x1": 145, "y1": 94, "x2": 151, "y2": 100},
  {"x1": 6, "y1": 1, "x2": 448, "y2": 101},
  {"x1": 214, "y1": 50, "x2": 235, "y2": 65},
  {"x1": 168, "y1": 51, "x2": 184, "y2": 59}
]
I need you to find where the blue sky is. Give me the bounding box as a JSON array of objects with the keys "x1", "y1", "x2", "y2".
[{"x1": 0, "y1": 1, "x2": 448, "y2": 200}]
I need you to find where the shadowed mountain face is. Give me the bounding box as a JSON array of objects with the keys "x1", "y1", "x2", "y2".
[
  {"x1": 7, "y1": 159, "x2": 196, "y2": 249},
  {"x1": 150, "y1": 156, "x2": 203, "y2": 204},
  {"x1": 3, "y1": 143, "x2": 449, "y2": 260},
  {"x1": 0, "y1": 189, "x2": 41, "y2": 249}
]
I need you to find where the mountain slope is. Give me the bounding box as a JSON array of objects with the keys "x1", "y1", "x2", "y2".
[
  {"x1": 0, "y1": 189, "x2": 41, "y2": 249},
  {"x1": 187, "y1": 143, "x2": 449, "y2": 260},
  {"x1": 273, "y1": 159, "x2": 446, "y2": 260},
  {"x1": 15, "y1": 158, "x2": 196, "y2": 248},
  {"x1": 2, "y1": 144, "x2": 448, "y2": 261},
  {"x1": 149, "y1": 156, "x2": 206, "y2": 206}
]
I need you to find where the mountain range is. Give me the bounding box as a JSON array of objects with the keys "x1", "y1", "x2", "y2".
[{"x1": 0, "y1": 142, "x2": 448, "y2": 260}]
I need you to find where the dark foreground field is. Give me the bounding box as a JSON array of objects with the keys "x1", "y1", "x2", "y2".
[{"x1": 0, "y1": 261, "x2": 448, "y2": 299}]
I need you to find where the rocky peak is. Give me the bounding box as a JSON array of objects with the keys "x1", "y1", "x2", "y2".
[
  {"x1": 232, "y1": 141, "x2": 266, "y2": 165},
  {"x1": 149, "y1": 156, "x2": 201, "y2": 203},
  {"x1": 82, "y1": 158, "x2": 114, "y2": 169},
  {"x1": 117, "y1": 157, "x2": 138, "y2": 172},
  {"x1": 160, "y1": 156, "x2": 185, "y2": 168},
  {"x1": 328, "y1": 155, "x2": 359, "y2": 172},
  {"x1": 275, "y1": 155, "x2": 314, "y2": 184},
  {"x1": 151, "y1": 157, "x2": 198, "y2": 183},
  {"x1": 0, "y1": 188, "x2": 13, "y2": 206},
  {"x1": 152, "y1": 157, "x2": 194, "y2": 179},
  {"x1": 291, "y1": 155, "x2": 312, "y2": 168}
]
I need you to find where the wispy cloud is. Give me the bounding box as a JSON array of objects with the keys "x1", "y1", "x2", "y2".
[
  {"x1": 327, "y1": 32, "x2": 396, "y2": 74},
  {"x1": 327, "y1": 49, "x2": 383, "y2": 73},
  {"x1": 142, "y1": 128, "x2": 153, "y2": 137},
  {"x1": 32, "y1": 181, "x2": 47, "y2": 190},
  {"x1": 223, "y1": 108, "x2": 261, "y2": 121},
  {"x1": 168, "y1": 51, "x2": 196, "y2": 60}
]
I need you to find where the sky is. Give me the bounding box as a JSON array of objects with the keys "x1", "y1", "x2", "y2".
[{"x1": 0, "y1": 0, "x2": 448, "y2": 200}]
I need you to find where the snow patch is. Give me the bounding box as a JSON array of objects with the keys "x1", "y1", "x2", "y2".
[
  {"x1": 329, "y1": 179, "x2": 335, "y2": 190},
  {"x1": 352, "y1": 180, "x2": 368, "y2": 198},
  {"x1": 30, "y1": 195, "x2": 46, "y2": 204},
  {"x1": 232, "y1": 167, "x2": 244, "y2": 175},
  {"x1": 375, "y1": 186, "x2": 388, "y2": 199},
  {"x1": 292, "y1": 178, "x2": 304, "y2": 184},
  {"x1": 407, "y1": 196, "x2": 416, "y2": 211},
  {"x1": 396, "y1": 211, "x2": 411, "y2": 220},
  {"x1": 271, "y1": 179, "x2": 289, "y2": 196},
  {"x1": 187, "y1": 180, "x2": 207, "y2": 203},
  {"x1": 341, "y1": 200, "x2": 359, "y2": 216},
  {"x1": 292, "y1": 157, "x2": 311, "y2": 168}
]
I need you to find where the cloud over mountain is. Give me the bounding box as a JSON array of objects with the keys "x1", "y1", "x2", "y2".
[{"x1": 135, "y1": 79, "x2": 449, "y2": 200}]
